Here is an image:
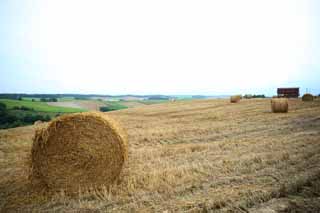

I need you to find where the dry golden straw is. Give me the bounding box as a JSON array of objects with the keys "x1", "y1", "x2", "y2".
[
  {"x1": 271, "y1": 98, "x2": 288, "y2": 113},
  {"x1": 30, "y1": 112, "x2": 128, "y2": 193},
  {"x1": 302, "y1": 93, "x2": 314, "y2": 102},
  {"x1": 34, "y1": 120, "x2": 43, "y2": 125},
  {"x1": 230, "y1": 95, "x2": 241, "y2": 103}
]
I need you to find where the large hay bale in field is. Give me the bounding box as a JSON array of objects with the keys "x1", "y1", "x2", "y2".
[
  {"x1": 230, "y1": 95, "x2": 241, "y2": 103},
  {"x1": 30, "y1": 112, "x2": 128, "y2": 193},
  {"x1": 302, "y1": 93, "x2": 314, "y2": 102},
  {"x1": 34, "y1": 120, "x2": 43, "y2": 125},
  {"x1": 271, "y1": 98, "x2": 288, "y2": 113}
]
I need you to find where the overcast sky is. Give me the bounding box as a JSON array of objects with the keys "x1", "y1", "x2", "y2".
[{"x1": 0, "y1": 0, "x2": 319, "y2": 95}]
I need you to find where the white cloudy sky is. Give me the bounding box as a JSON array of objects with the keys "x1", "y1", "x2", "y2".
[{"x1": 0, "y1": 0, "x2": 319, "y2": 95}]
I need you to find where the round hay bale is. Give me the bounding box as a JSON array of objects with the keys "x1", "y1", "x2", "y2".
[
  {"x1": 30, "y1": 112, "x2": 128, "y2": 193},
  {"x1": 271, "y1": 98, "x2": 288, "y2": 113},
  {"x1": 230, "y1": 95, "x2": 241, "y2": 103},
  {"x1": 34, "y1": 120, "x2": 43, "y2": 125},
  {"x1": 302, "y1": 93, "x2": 314, "y2": 102}
]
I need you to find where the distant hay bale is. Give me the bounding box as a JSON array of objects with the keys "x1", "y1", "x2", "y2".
[
  {"x1": 271, "y1": 98, "x2": 288, "y2": 113},
  {"x1": 230, "y1": 95, "x2": 241, "y2": 103},
  {"x1": 34, "y1": 120, "x2": 43, "y2": 125},
  {"x1": 30, "y1": 112, "x2": 128, "y2": 193},
  {"x1": 302, "y1": 93, "x2": 314, "y2": 102}
]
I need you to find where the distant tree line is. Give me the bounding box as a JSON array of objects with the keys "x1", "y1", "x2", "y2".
[
  {"x1": 12, "y1": 106, "x2": 35, "y2": 111},
  {"x1": 40, "y1": 98, "x2": 58, "y2": 102},
  {"x1": 99, "y1": 105, "x2": 127, "y2": 112},
  {"x1": 0, "y1": 94, "x2": 23, "y2": 100},
  {"x1": 0, "y1": 103, "x2": 51, "y2": 129},
  {"x1": 147, "y1": 95, "x2": 170, "y2": 100},
  {"x1": 99, "y1": 106, "x2": 113, "y2": 112},
  {"x1": 192, "y1": 95, "x2": 207, "y2": 99},
  {"x1": 243, "y1": 94, "x2": 266, "y2": 99},
  {"x1": 74, "y1": 97, "x2": 90, "y2": 100}
]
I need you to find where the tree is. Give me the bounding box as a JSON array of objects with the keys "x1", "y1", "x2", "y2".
[
  {"x1": 100, "y1": 106, "x2": 111, "y2": 112},
  {"x1": 0, "y1": 103, "x2": 6, "y2": 111},
  {"x1": 44, "y1": 115, "x2": 51, "y2": 121},
  {"x1": 23, "y1": 114, "x2": 35, "y2": 123},
  {"x1": 21, "y1": 106, "x2": 33, "y2": 111}
]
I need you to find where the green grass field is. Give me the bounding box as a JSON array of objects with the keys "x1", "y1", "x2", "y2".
[
  {"x1": 58, "y1": 97, "x2": 76, "y2": 102},
  {"x1": 103, "y1": 101, "x2": 128, "y2": 110},
  {"x1": 22, "y1": 97, "x2": 76, "y2": 102},
  {"x1": 138, "y1": 100, "x2": 169, "y2": 105},
  {"x1": 0, "y1": 99, "x2": 86, "y2": 113},
  {"x1": 22, "y1": 97, "x2": 41, "y2": 101}
]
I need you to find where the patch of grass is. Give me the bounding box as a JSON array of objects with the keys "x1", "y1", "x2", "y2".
[
  {"x1": 0, "y1": 109, "x2": 57, "y2": 129},
  {"x1": 58, "y1": 97, "x2": 76, "y2": 102},
  {"x1": 138, "y1": 99, "x2": 169, "y2": 105},
  {"x1": 174, "y1": 95, "x2": 193, "y2": 100},
  {"x1": 0, "y1": 99, "x2": 85, "y2": 113},
  {"x1": 102, "y1": 101, "x2": 128, "y2": 111},
  {"x1": 9, "y1": 110, "x2": 59, "y2": 119},
  {"x1": 22, "y1": 97, "x2": 41, "y2": 101}
]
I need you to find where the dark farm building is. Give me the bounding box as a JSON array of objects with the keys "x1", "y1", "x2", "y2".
[{"x1": 277, "y1": 88, "x2": 300, "y2": 98}]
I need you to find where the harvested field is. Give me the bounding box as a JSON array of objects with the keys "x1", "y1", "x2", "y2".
[{"x1": 0, "y1": 98, "x2": 320, "y2": 212}]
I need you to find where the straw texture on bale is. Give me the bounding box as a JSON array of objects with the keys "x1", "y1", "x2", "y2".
[
  {"x1": 34, "y1": 120, "x2": 43, "y2": 125},
  {"x1": 302, "y1": 93, "x2": 314, "y2": 102},
  {"x1": 271, "y1": 98, "x2": 288, "y2": 113},
  {"x1": 230, "y1": 95, "x2": 241, "y2": 103},
  {"x1": 30, "y1": 112, "x2": 128, "y2": 193}
]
